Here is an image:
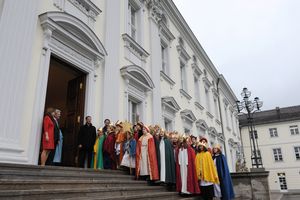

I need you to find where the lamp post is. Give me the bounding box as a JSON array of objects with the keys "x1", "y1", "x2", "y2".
[{"x1": 236, "y1": 87, "x2": 264, "y2": 170}]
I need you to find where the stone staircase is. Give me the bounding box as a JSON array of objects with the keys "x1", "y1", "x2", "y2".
[{"x1": 0, "y1": 163, "x2": 192, "y2": 200}]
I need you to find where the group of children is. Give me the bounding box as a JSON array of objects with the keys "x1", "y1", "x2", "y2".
[{"x1": 91, "y1": 121, "x2": 235, "y2": 200}]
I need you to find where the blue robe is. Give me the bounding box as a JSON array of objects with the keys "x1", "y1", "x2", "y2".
[{"x1": 213, "y1": 153, "x2": 235, "y2": 200}]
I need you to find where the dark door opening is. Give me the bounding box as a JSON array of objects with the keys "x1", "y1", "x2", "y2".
[{"x1": 43, "y1": 56, "x2": 86, "y2": 167}]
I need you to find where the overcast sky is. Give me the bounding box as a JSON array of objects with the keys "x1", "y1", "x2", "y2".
[{"x1": 173, "y1": 0, "x2": 300, "y2": 111}]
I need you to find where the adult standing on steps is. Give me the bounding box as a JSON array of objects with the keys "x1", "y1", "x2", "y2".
[
  {"x1": 40, "y1": 107, "x2": 55, "y2": 166},
  {"x1": 77, "y1": 116, "x2": 97, "y2": 168}
]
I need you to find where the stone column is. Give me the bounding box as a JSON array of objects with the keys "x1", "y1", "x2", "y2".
[
  {"x1": 102, "y1": 0, "x2": 122, "y2": 122},
  {"x1": 147, "y1": 0, "x2": 162, "y2": 125},
  {"x1": 0, "y1": 0, "x2": 40, "y2": 163}
]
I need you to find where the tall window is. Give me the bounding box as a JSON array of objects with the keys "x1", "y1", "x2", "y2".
[
  {"x1": 294, "y1": 146, "x2": 300, "y2": 160},
  {"x1": 194, "y1": 76, "x2": 200, "y2": 103},
  {"x1": 224, "y1": 106, "x2": 229, "y2": 127},
  {"x1": 164, "y1": 118, "x2": 172, "y2": 131},
  {"x1": 273, "y1": 148, "x2": 283, "y2": 162},
  {"x1": 269, "y1": 128, "x2": 278, "y2": 137},
  {"x1": 129, "y1": 3, "x2": 137, "y2": 41},
  {"x1": 128, "y1": 99, "x2": 139, "y2": 124},
  {"x1": 184, "y1": 128, "x2": 191, "y2": 136},
  {"x1": 180, "y1": 61, "x2": 187, "y2": 91},
  {"x1": 290, "y1": 125, "x2": 299, "y2": 135},
  {"x1": 205, "y1": 88, "x2": 211, "y2": 112},
  {"x1": 0, "y1": 0, "x2": 4, "y2": 21},
  {"x1": 214, "y1": 98, "x2": 219, "y2": 120},
  {"x1": 161, "y1": 43, "x2": 168, "y2": 75}
]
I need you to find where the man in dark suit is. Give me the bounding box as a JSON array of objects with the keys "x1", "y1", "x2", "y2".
[{"x1": 77, "y1": 116, "x2": 96, "y2": 168}]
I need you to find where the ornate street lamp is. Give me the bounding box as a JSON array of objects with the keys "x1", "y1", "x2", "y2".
[{"x1": 236, "y1": 87, "x2": 264, "y2": 169}]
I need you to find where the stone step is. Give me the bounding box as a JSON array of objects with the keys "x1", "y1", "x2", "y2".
[
  {"x1": 0, "y1": 179, "x2": 147, "y2": 190},
  {"x1": 54, "y1": 192, "x2": 183, "y2": 200},
  {"x1": 0, "y1": 163, "x2": 125, "y2": 175},
  {"x1": 0, "y1": 169, "x2": 133, "y2": 181},
  {"x1": 0, "y1": 186, "x2": 167, "y2": 200}
]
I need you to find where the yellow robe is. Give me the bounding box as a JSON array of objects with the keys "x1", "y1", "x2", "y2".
[{"x1": 195, "y1": 151, "x2": 219, "y2": 184}]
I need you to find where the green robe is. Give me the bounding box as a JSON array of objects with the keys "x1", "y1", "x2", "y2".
[
  {"x1": 155, "y1": 137, "x2": 176, "y2": 184},
  {"x1": 91, "y1": 135, "x2": 105, "y2": 169}
]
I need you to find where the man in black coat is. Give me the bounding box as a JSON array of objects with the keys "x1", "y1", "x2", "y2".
[{"x1": 77, "y1": 116, "x2": 96, "y2": 168}]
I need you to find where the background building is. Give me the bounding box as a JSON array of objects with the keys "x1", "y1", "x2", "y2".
[
  {"x1": 0, "y1": 0, "x2": 240, "y2": 171},
  {"x1": 240, "y1": 106, "x2": 300, "y2": 193}
]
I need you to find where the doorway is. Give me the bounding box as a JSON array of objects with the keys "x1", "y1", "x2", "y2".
[
  {"x1": 278, "y1": 173, "x2": 288, "y2": 192},
  {"x1": 43, "y1": 56, "x2": 86, "y2": 167}
]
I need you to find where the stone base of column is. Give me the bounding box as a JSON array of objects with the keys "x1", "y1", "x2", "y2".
[{"x1": 231, "y1": 171, "x2": 270, "y2": 200}]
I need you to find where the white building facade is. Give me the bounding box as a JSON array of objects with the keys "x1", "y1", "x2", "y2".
[
  {"x1": 240, "y1": 106, "x2": 300, "y2": 193},
  {"x1": 0, "y1": 0, "x2": 240, "y2": 171}
]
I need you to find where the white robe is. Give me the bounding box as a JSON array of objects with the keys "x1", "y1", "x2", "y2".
[
  {"x1": 139, "y1": 136, "x2": 149, "y2": 176},
  {"x1": 179, "y1": 148, "x2": 190, "y2": 194},
  {"x1": 159, "y1": 139, "x2": 166, "y2": 182}
]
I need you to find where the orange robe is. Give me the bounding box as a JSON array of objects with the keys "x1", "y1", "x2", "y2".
[
  {"x1": 136, "y1": 133, "x2": 159, "y2": 180},
  {"x1": 115, "y1": 131, "x2": 126, "y2": 163}
]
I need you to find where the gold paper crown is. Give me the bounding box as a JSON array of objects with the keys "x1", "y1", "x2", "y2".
[
  {"x1": 122, "y1": 121, "x2": 132, "y2": 133},
  {"x1": 213, "y1": 143, "x2": 222, "y2": 151}
]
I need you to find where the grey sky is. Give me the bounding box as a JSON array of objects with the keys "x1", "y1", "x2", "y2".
[{"x1": 173, "y1": 0, "x2": 300, "y2": 111}]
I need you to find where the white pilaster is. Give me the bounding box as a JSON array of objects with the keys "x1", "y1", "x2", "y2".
[
  {"x1": 102, "y1": 0, "x2": 122, "y2": 122},
  {"x1": 148, "y1": 6, "x2": 162, "y2": 125},
  {"x1": 0, "y1": 0, "x2": 40, "y2": 163}
]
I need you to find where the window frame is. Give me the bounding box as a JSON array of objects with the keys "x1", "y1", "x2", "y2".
[
  {"x1": 290, "y1": 125, "x2": 299, "y2": 135},
  {"x1": 273, "y1": 148, "x2": 283, "y2": 162},
  {"x1": 269, "y1": 128, "x2": 278, "y2": 138},
  {"x1": 294, "y1": 146, "x2": 300, "y2": 160}
]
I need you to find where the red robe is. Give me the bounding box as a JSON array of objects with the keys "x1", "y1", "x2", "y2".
[
  {"x1": 135, "y1": 134, "x2": 159, "y2": 180},
  {"x1": 176, "y1": 146, "x2": 200, "y2": 194},
  {"x1": 103, "y1": 132, "x2": 116, "y2": 169}
]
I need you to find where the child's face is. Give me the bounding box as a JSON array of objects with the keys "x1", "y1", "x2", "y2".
[
  {"x1": 127, "y1": 132, "x2": 131, "y2": 140},
  {"x1": 213, "y1": 147, "x2": 219, "y2": 154},
  {"x1": 192, "y1": 138, "x2": 196, "y2": 143}
]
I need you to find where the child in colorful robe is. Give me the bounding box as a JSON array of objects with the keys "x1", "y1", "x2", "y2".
[
  {"x1": 135, "y1": 125, "x2": 159, "y2": 181},
  {"x1": 155, "y1": 129, "x2": 176, "y2": 186},
  {"x1": 115, "y1": 122, "x2": 126, "y2": 168},
  {"x1": 213, "y1": 144, "x2": 235, "y2": 200},
  {"x1": 103, "y1": 125, "x2": 116, "y2": 169},
  {"x1": 121, "y1": 131, "x2": 136, "y2": 175},
  {"x1": 195, "y1": 138, "x2": 219, "y2": 200},
  {"x1": 91, "y1": 128, "x2": 105, "y2": 169},
  {"x1": 175, "y1": 137, "x2": 200, "y2": 195}
]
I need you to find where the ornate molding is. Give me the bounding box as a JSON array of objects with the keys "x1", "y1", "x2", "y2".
[
  {"x1": 192, "y1": 62, "x2": 202, "y2": 77},
  {"x1": 180, "y1": 89, "x2": 192, "y2": 101},
  {"x1": 146, "y1": 0, "x2": 163, "y2": 23},
  {"x1": 68, "y1": 0, "x2": 101, "y2": 20},
  {"x1": 203, "y1": 76, "x2": 212, "y2": 88},
  {"x1": 122, "y1": 33, "x2": 150, "y2": 62},
  {"x1": 50, "y1": 38, "x2": 93, "y2": 67},
  {"x1": 162, "y1": 96, "x2": 181, "y2": 113},
  {"x1": 194, "y1": 101, "x2": 205, "y2": 111},
  {"x1": 160, "y1": 71, "x2": 175, "y2": 86},
  {"x1": 180, "y1": 109, "x2": 196, "y2": 123},
  {"x1": 159, "y1": 21, "x2": 175, "y2": 42},
  {"x1": 177, "y1": 44, "x2": 191, "y2": 61},
  {"x1": 206, "y1": 111, "x2": 214, "y2": 119}
]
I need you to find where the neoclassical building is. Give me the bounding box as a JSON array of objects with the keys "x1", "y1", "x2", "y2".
[
  {"x1": 0, "y1": 0, "x2": 240, "y2": 171},
  {"x1": 240, "y1": 106, "x2": 300, "y2": 194}
]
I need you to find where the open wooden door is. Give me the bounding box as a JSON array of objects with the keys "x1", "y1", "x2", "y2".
[{"x1": 62, "y1": 75, "x2": 86, "y2": 166}]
